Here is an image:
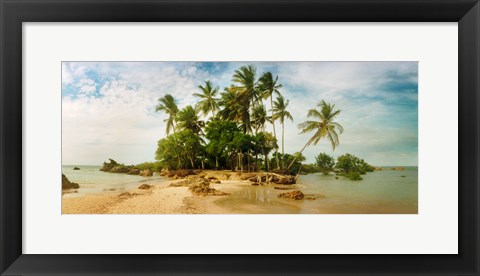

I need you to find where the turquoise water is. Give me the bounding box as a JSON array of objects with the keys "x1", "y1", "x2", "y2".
[
  {"x1": 216, "y1": 167, "x2": 418, "y2": 214},
  {"x1": 62, "y1": 165, "x2": 167, "y2": 197}
]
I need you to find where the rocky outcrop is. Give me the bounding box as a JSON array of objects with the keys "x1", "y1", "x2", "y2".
[
  {"x1": 389, "y1": 167, "x2": 405, "y2": 171},
  {"x1": 278, "y1": 190, "x2": 324, "y2": 200},
  {"x1": 188, "y1": 178, "x2": 230, "y2": 196},
  {"x1": 278, "y1": 190, "x2": 304, "y2": 200},
  {"x1": 139, "y1": 169, "x2": 153, "y2": 176},
  {"x1": 73, "y1": 167, "x2": 80, "y2": 170},
  {"x1": 169, "y1": 177, "x2": 229, "y2": 196},
  {"x1": 127, "y1": 169, "x2": 141, "y2": 175},
  {"x1": 109, "y1": 166, "x2": 131, "y2": 173},
  {"x1": 100, "y1": 159, "x2": 134, "y2": 173},
  {"x1": 62, "y1": 174, "x2": 79, "y2": 190},
  {"x1": 161, "y1": 169, "x2": 196, "y2": 179}
]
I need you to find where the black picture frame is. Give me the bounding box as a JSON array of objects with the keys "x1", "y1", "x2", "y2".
[{"x1": 1, "y1": 0, "x2": 479, "y2": 275}]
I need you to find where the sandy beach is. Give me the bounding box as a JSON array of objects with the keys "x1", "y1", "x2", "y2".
[{"x1": 62, "y1": 177, "x2": 252, "y2": 214}]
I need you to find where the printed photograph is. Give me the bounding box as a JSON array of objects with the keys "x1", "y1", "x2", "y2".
[{"x1": 62, "y1": 61, "x2": 418, "y2": 214}]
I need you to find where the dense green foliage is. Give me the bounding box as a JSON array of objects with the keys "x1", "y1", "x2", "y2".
[
  {"x1": 299, "y1": 163, "x2": 322, "y2": 174},
  {"x1": 135, "y1": 162, "x2": 163, "y2": 172},
  {"x1": 334, "y1": 153, "x2": 375, "y2": 180},
  {"x1": 155, "y1": 130, "x2": 203, "y2": 169},
  {"x1": 335, "y1": 153, "x2": 375, "y2": 175},
  {"x1": 315, "y1": 153, "x2": 336, "y2": 175}
]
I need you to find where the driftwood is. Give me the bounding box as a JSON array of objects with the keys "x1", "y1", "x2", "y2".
[{"x1": 248, "y1": 173, "x2": 296, "y2": 185}]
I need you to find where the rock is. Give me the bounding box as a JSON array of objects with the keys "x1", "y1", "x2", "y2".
[
  {"x1": 374, "y1": 167, "x2": 383, "y2": 171},
  {"x1": 109, "y1": 166, "x2": 131, "y2": 173},
  {"x1": 139, "y1": 169, "x2": 153, "y2": 176},
  {"x1": 118, "y1": 192, "x2": 139, "y2": 199},
  {"x1": 62, "y1": 174, "x2": 80, "y2": 190},
  {"x1": 211, "y1": 179, "x2": 221, "y2": 184},
  {"x1": 73, "y1": 167, "x2": 80, "y2": 170},
  {"x1": 390, "y1": 167, "x2": 405, "y2": 171},
  {"x1": 138, "y1": 184, "x2": 153, "y2": 190},
  {"x1": 127, "y1": 169, "x2": 141, "y2": 175},
  {"x1": 278, "y1": 190, "x2": 304, "y2": 200},
  {"x1": 169, "y1": 180, "x2": 190, "y2": 187},
  {"x1": 188, "y1": 178, "x2": 229, "y2": 196}
]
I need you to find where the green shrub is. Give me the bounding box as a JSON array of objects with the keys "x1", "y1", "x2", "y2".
[
  {"x1": 315, "y1": 153, "x2": 335, "y2": 175},
  {"x1": 346, "y1": 172, "x2": 363, "y2": 181}
]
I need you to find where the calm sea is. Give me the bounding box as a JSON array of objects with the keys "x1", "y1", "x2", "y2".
[
  {"x1": 62, "y1": 165, "x2": 168, "y2": 197},
  {"x1": 216, "y1": 167, "x2": 418, "y2": 214}
]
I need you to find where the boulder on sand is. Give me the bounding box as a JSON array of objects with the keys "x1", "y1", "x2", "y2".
[
  {"x1": 62, "y1": 174, "x2": 80, "y2": 190},
  {"x1": 188, "y1": 178, "x2": 229, "y2": 196},
  {"x1": 138, "y1": 184, "x2": 153, "y2": 190}
]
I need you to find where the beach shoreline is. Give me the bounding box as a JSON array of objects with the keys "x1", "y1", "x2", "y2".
[
  {"x1": 62, "y1": 168, "x2": 418, "y2": 214},
  {"x1": 62, "y1": 178, "x2": 253, "y2": 214}
]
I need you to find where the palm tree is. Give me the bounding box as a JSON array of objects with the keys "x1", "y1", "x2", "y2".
[
  {"x1": 176, "y1": 105, "x2": 205, "y2": 135},
  {"x1": 259, "y1": 72, "x2": 282, "y2": 169},
  {"x1": 252, "y1": 104, "x2": 270, "y2": 133},
  {"x1": 194, "y1": 80, "x2": 219, "y2": 118},
  {"x1": 272, "y1": 95, "x2": 293, "y2": 169},
  {"x1": 155, "y1": 94, "x2": 179, "y2": 135},
  {"x1": 155, "y1": 94, "x2": 181, "y2": 167},
  {"x1": 286, "y1": 100, "x2": 344, "y2": 171},
  {"x1": 231, "y1": 65, "x2": 260, "y2": 133}
]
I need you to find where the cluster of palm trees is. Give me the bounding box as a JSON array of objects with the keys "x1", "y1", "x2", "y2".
[{"x1": 155, "y1": 64, "x2": 343, "y2": 173}]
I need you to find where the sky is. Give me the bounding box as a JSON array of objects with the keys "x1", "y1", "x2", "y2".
[{"x1": 62, "y1": 61, "x2": 418, "y2": 166}]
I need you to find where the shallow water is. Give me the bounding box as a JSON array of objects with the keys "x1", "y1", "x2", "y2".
[
  {"x1": 62, "y1": 165, "x2": 168, "y2": 197},
  {"x1": 216, "y1": 167, "x2": 418, "y2": 214},
  {"x1": 62, "y1": 165, "x2": 418, "y2": 214}
]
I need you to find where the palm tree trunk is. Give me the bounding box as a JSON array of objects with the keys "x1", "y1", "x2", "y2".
[
  {"x1": 271, "y1": 96, "x2": 280, "y2": 169},
  {"x1": 285, "y1": 140, "x2": 311, "y2": 172},
  {"x1": 281, "y1": 122, "x2": 285, "y2": 169},
  {"x1": 189, "y1": 157, "x2": 194, "y2": 169},
  {"x1": 252, "y1": 99, "x2": 257, "y2": 135},
  {"x1": 172, "y1": 123, "x2": 182, "y2": 169},
  {"x1": 265, "y1": 151, "x2": 269, "y2": 172}
]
